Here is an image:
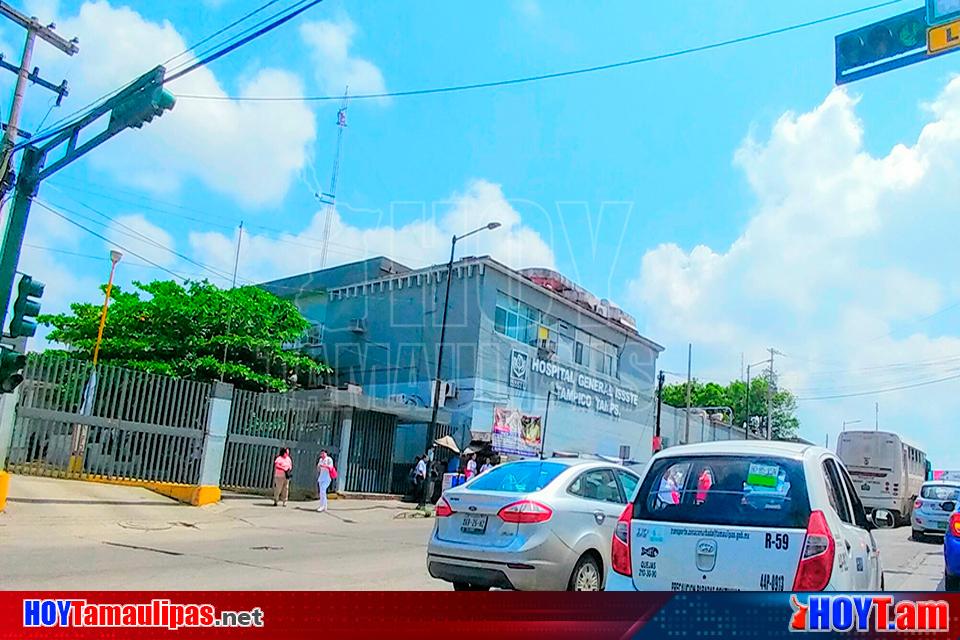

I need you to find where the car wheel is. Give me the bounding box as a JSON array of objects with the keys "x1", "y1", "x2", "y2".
[
  {"x1": 569, "y1": 554, "x2": 602, "y2": 592},
  {"x1": 946, "y1": 572, "x2": 960, "y2": 592},
  {"x1": 912, "y1": 529, "x2": 925, "y2": 542},
  {"x1": 452, "y1": 582, "x2": 489, "y2": 591}
]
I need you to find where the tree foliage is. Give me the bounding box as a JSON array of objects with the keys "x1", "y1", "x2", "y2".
[
  {"x1": 662, "y1": 375, "x2": 800, "y2": 440},
  {"x1": 39, "y1": 279, "x2": 330, "y2": 392}
]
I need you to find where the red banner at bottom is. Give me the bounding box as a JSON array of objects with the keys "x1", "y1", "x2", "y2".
[{"x1": 2, "y1": 592, "x2": 958, "y2": 639}]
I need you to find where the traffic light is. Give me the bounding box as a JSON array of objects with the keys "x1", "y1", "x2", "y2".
[
  {"x1": 0, "y1": 345, "x2": 26, "y2": 393},
  {"x1": 108, "y1": 77, "x2": 176, "y2": 132},
  {"x1": 9, "y1": 275, "x2": 44, "y2": 338},
  {"x1": 835, "y1": 8, "x2": 928, "y2": 84}
]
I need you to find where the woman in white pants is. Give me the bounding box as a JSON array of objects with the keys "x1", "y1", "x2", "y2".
[{"x1": 316, "y1": 449, "x2": 335, "y2": 512}]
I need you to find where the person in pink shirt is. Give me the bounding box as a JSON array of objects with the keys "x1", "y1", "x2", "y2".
[{"x1": 273, "y1": 447, "x2": 292, "y2": 507}]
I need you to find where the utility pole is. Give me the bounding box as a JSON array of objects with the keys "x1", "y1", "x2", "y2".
[
  {"x1": 766, "y1": 348, "x2": 777, "y2": 440},
  {"x1": 654, "y1": 370, "x2": 665, "y2": 453},
  {"x1": 0, "y1": 2, "x2": 78, "y2": 193},
  {"x1": 875, "y1": 402, "x2": 879, "y2": 431},
  {"x1": 684, "y1": 343, "x2": 692, "y2": 444},
  {"x1": 220, "y1": 222, "x2": 243, "y2": 379},
  {"x1": 540, "y1": 390, "x2": 552, "y2": 460}
]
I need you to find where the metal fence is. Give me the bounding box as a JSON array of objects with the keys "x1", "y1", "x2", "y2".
[
  {"x1": 6, "y1": 354, "x2": 210, "y2": 484},
  {"x1": 221, "y1": 388, "x2": 342, "y2": 495},
  {"x1": 345, "y1": 410, "x2": 398, "y2": 494}
]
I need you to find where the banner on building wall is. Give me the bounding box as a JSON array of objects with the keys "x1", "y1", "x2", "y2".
[{"x1": 493, "y1": 407, "x2": 542, "y2": 457}]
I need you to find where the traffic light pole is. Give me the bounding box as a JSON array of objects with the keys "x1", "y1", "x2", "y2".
[{"x1": 0, "y1": 66, "x2": 174, "y2": 331}]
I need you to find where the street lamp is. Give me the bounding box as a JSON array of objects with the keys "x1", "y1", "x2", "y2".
[
  {"x1": 426, "y1": 222, "x2": 501, "y2": 482},
  {"x1": 842, "y1": 419, "x2": 862, "y2": 432},
  {"x1": 92, "y1": 249, "x2": 122, "y2": 366}
]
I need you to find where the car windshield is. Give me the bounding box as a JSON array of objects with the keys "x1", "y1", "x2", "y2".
[
  {"x1": 921, "y1": 485, "x2": 960, "y2": 500},
  {"x1": 467, "y1": 461, "x2": 567, "y2": 493},
  {"x1": 633, "y1": 455, "x2": 811, "y2": 528}
]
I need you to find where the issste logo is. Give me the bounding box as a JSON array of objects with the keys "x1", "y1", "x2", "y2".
[{"x1": 790, "y1": 595, "x2": 950, "y2": 633}]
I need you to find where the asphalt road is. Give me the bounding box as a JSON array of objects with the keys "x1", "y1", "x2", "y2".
[{"x1": 0, "y1": 475, "x2": 949, "y2": 591}]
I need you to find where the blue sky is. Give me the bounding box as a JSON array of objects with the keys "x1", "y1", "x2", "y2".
[{"x1": 4, "y1": 0, "x2": 960, "y2": 466}]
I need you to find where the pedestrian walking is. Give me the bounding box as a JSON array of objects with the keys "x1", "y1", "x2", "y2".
[
  {"x1": 316, "y1": 449, "x2": 336, "y2": 512},
  {"x1": 464, "y1": 453, "x2": 477, "y2": 480},
  {"x1": 415, "y1": 454, "x2": 428, "y2": 508},
  {"x1": 273, "y1": 447, "x2": 292, "y2": 507}
]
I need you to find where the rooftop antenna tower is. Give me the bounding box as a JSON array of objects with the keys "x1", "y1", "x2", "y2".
[{"x1": 315, "y1": 86, "x2": 349, "y2": 270}]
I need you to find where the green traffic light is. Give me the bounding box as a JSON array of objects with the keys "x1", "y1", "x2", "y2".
[
  {"x1": 9, "y1": 275, "x2": 44, "y2": 339},
  {"x1": 897, "y1": 18, "x2": 926, "y2": 48}
]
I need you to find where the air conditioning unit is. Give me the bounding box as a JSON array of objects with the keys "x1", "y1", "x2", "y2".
[
  {"x1": 349, "y1": 318, "x2": 367, "y2": 334},
  {"x1": 343, "y1": 383, "x2": 362, "y2": 394},
  {"x1": 388, "y1": 393, "x2": 413, "y2": 405},
  {"x1": 430, "y1": 381, "x2": 457, "y2": 407}
]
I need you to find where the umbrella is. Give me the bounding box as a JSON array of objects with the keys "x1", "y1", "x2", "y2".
[{"x1": 433, "y1": 435, "x2": 460, "y2": 453}]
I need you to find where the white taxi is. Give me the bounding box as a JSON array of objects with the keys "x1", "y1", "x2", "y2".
[{"x1": 606, "y1": 441, "x2": 894, "y2": 592}]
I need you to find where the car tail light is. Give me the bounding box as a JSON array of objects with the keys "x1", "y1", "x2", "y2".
[
  {"x1": 434, "y1": 497, "x2": 454, "y2": 518},
  {"x1": 611, "y1": 504, "x2": 633, "y2": 576},
  {"x1": 792, "y1": 510, "x2": 835, "y2": 592},
  {"x1": 950, "y1": 513, "x2": 960, "y2": 538},
  {"x1": 915, "y1": 499, "x2": 924, "y2": 510},
  {"x1": 498, "y1": 500, "x2": 553, "y2": 524}
]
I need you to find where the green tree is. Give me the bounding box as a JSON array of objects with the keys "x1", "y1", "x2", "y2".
[
  {"x1": 662, "y1": 375, "x2": 799, "y2": 440},
  {"x1": 39, "y1": 279, "x2": 330, "y2": 391}
]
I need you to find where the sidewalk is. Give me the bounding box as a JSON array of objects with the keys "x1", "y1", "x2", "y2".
[{"x1": 0, "y1": 475, "x2": 441, "y2": 590}]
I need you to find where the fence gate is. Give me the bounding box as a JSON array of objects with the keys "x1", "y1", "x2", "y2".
[
  {"x1": 220, "y1": 388, "x2": 341, "y2": 495},
  {"x1": 345, "y1": 410, "x2": 397, "y2": 494},
  {"x1": 6, "y1": 354, "x2": 210, "y2": 484}
]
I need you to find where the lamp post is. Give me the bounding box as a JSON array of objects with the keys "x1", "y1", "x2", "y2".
[
  {"x1": 92, "y1": 250, "x2": 122, "y2": 366},
  {"x1": 425, "y1": 222, "x2": 501, "y2": 495},
  {"x1": 842, "y1": 419, "x2": 862, "y2": 432}
]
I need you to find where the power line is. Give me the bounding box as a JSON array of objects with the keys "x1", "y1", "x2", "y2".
[
  {"x1": 23, "y1": 243, "x2": 237, "y2": 280},
  {"x1": 164, "y1": 0, "x2": 324, "y2": 84},
  {"x1": 174, "y1": 0, "x2": 907, "y2": 103},
  {"x1": 33, "y1": 199, "x2": 189, "y2": 282},
  {"x1": 16, "y1": 0, "x2": 323, "y2": 153},
  {"x1": 796, "y1": 372, "x2": 960, "y2": 401},
  {"x1": 44, "y1": 189, "x2": 238, "y2": 282},
  {"x1": 161, "y1": 0, "x2": 287, "y2": 69}
]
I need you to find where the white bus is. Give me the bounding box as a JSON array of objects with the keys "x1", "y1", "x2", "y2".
[{"x1": 837, "y1": 430, "x2": 927, "y2": 524}]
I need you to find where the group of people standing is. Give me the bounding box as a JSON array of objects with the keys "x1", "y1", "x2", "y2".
[
  {"x1": 409, "y1": 451, "x2": 499, "y2": 507},
  {"x1": 272, "y1": 447, "x2": 337, "y2": 511}
]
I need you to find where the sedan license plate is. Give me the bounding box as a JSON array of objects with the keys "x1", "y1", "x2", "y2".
[
  {"x1": 461, "y1": 514, "x2": 488, "y2": 534},
  {"x1": 935, "y1": 521, "x2": 948, "y2": 531}
]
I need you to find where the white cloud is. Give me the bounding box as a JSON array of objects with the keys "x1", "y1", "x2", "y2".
[
  {"x1": 515, "y1": 0, "x2": 542, "y2": 20},
  {"x1": 26, "y1": 0, "x2": 317, "y2": 208},
  {"x1": 627, "y1": 82, "x2": 960, "y2": 466},
  {"x1": 189, "y1": 178, "x2": 555, "y2": 282},
  {"x1": 105, "y1": 214, "x2": 176, "y2": 267},
  {"x1": 299, "y1": 17, "x2": 386, "y2": 97}
]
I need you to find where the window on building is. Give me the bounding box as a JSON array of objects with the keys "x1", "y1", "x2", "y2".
[{"x1": 494, "y1": 290, "x2": 622, "y2": 377}]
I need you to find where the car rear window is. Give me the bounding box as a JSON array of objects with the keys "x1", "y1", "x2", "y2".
[
  {"x1": 633, "y1": 455, "x2": 811, "y2": 528},
  {"x1": 468, "y1": 461, "x2": 567, "y2": 493},
  {"x1": 921, "y1": 485, "x2": 960, "y2": 500}
]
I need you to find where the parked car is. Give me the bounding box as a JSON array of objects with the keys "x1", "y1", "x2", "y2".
[
  {"x1": 945, "y1": 504, "x2": 960, "y2": 591},
  {"x1": 912, "y1": 481, "x2": 960, "y2": 541},
  {"x1": 425, "y1": 458, "x2": 640, "y2": 591},
  {"x1": 605, "y1": 441, "x2": 894, "y2": 592}
]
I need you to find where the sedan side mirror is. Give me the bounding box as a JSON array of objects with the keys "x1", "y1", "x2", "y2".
[{"x1": 871, "y1": 509, "x2": 896, "y2": 529}]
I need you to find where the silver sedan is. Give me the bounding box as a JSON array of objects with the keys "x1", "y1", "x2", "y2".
[{"x1": 426, "y1": 458, "x2": 640, "y2": 591}]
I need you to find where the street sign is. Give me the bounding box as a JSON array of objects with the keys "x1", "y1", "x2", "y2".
[
  {"x1": 836, "y1": 7, "x2": 960, "y2": 85},
  {"x1": 928, "y1": 18, "x2": 960, "y2": 53},
  {"x1": 928, "y1": 0, "x2": 960, "y2": 26}
]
